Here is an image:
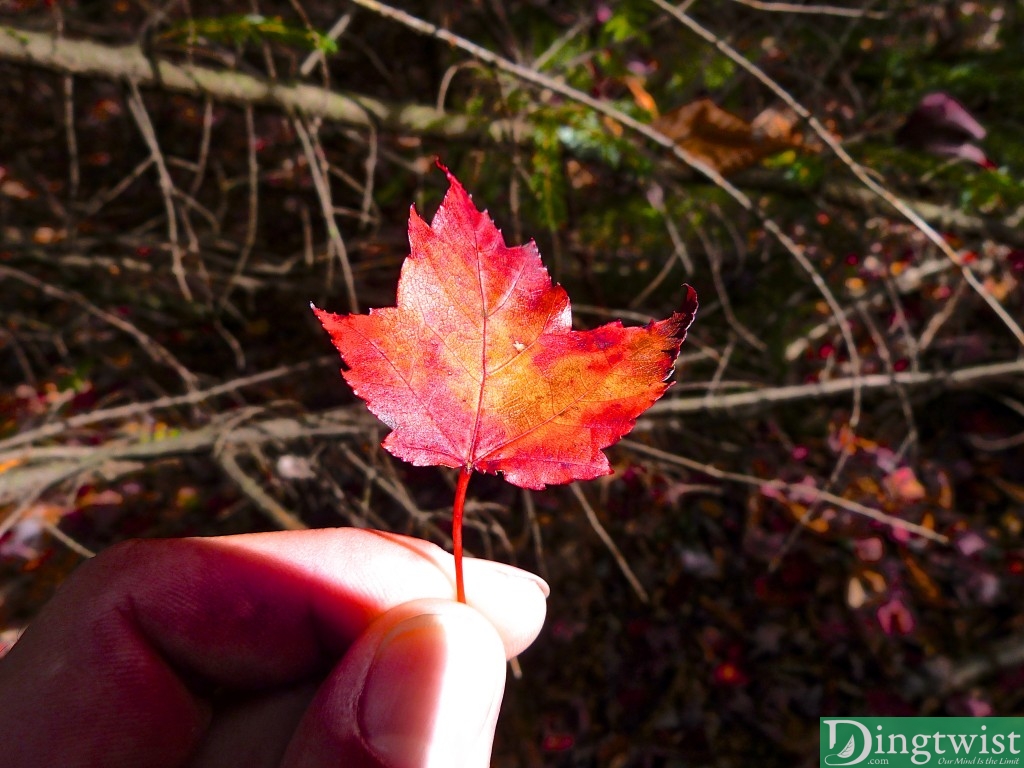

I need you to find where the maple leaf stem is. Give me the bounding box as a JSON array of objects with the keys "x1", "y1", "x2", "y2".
[{"x1": 452, "y1": 467, "x2": 472, "y2": 603}]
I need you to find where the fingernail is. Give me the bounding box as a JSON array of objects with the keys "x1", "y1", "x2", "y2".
[
  {"x1": 359, "y1": 612, "x2": 505, "y2": 767},
  {"x1": 470, "y1": 560, "x2": 550, "y2": 598}
]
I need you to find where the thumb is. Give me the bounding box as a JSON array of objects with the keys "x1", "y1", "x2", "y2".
[{"x1": 282, "y1": 598, "x2": 507, "y2": 768}]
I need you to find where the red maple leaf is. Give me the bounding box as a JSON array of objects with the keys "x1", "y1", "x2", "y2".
[{"x1": 314, "y1": 165, "x2": 696, "y2": 600}]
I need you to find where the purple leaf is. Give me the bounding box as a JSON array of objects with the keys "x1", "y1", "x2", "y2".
[{"x1": 896, "y1": 92, "x2": 994, "y2": 168}]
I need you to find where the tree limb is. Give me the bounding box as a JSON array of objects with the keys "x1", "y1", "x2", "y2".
[
  {"x1": 647, "y1": 359, "x2": 1024, "y2": 417},
  {"x1": 0, "y1": 25, "x2": 511, "y2": 141}
]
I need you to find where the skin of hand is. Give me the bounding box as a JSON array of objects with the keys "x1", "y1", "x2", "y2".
[{"x1": 0, "y1": 528, "x2": 549, "y2": 768}]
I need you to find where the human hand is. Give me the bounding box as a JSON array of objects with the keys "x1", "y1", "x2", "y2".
[{"x1": 0, "y1": 528, "x2": 548, "y2": 767}]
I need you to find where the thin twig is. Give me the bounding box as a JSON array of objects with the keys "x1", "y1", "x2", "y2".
[
  {"x1": 126, "y1": 80, "x2": 191, "y2": 300},
  {"x1": 62, "y1": 74, "x2": 79, "y2": 203},
  {"x1": 43, "y1": 520, "x2": 96, "y2": 559},
  {"x1": 919, "y1": 281, "x2": 968, "y2": 352},
  {"x1": 630, "y1": 184, "x2": 694, "y2": 308},
  {"x1": 79, "y1": 156, "x2": 154, "y2": 218},
  {"x1": 570, "y1": 482, "x2": 650, "y2": 603},
  {"x1": 218, "y1": 104, "x2": 260, "y2": 311},
  {"x1": 299, "y1": 12, "x2": 352, "y2": 76},
  {"x1": 293, "y1": 116, "x2": 359, "y2": 312},
  {"x1": 521, "y1": 487, "x2": 549, "y2": 582},
  {"x1": 217, "y1": 448, "x2": 307, "y2": 530},
  {"x1": 187, "y1": 98, "x2": 214, "y2": 197},
  {"x1": 727, "y1": 0, "x2": 889, "y2": 19},
  {"x1": 693, "y1": 217, "x2": 765, "y2": 351}
]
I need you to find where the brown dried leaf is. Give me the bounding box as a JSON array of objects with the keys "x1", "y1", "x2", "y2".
[{"x1": 654, "y1": 99, "x2": 806, "y2": 175}]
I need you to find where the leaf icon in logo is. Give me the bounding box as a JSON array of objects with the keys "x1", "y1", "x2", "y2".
[{"x1": 837, "y1": 735, "x2": 857, "y2": 759}]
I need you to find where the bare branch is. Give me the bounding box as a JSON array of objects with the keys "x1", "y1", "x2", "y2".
[
  {"x1": 727, "y1": 0, "x2": 889, "y2": 19},
  {"x1": 645, "y1": 359, "x2": 1024, "y2": 417}
]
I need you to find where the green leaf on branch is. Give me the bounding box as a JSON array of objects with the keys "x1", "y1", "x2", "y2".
[{"x1": 161, "y1": 14, "x2": 338, "y2": 54}]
